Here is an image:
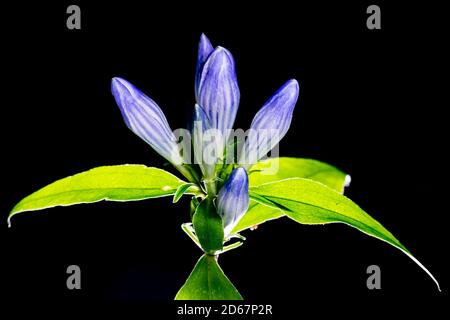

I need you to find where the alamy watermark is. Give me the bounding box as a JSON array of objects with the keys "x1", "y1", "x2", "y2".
[
  {"x1": 173, "y1": 124, "x2": 281, "y2": 174},
  {"x1": 66, "y1": 264, "x2": 81, "y2": 290},
  {"x1": 366, "y1": 5, "x2": 381, "y2": 30},
  {"x1": 366, "y1": 264, "x2": 381, "y2": 289},
  {"x1": 66, "y1": 5, "x2": 81, "y2": 30}
]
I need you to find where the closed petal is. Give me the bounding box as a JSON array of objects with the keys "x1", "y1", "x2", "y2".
[
  {"x1": 193, "y1": 104, "x2": 216, "y2": 178},
  {"x1": 112, "y1": 77, "x2": 182, "y2": 165},
  {"x1": 198, "y1": 47, "x2": 240, "y2": 151},
  {"x1": 217, "y1": 167, "x2": 249, "y2": 236},
  {"x1": 240, "y1": 79, "x2": 299, "y2": 166},
  {"x1": 195, "y1": 33, "x2": 214, "y2": 100}
]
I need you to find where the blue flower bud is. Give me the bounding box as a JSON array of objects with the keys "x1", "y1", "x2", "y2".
[
  {"x1": 240, "y1": 79, "x2": 299, "y2": 166},
  {"x1": 217, "y1": 167, "x2": 249, "y2": 236},
  {"x1": 192, "y1": 104, "x2": 217, "y2": 179},
  {"x1": 197, "y1": 46, "x2": 240, "y2": 156},
  {"x1": 195, "y1": 33, "x2": 214, "y2": 100},
  {"x1": 111, "y1": 77, "x2": 183, "y2": 165}
]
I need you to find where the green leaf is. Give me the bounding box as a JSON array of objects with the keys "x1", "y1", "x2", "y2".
[
  {"x1": 249, "y1": 157, "x2": 350, "y2": 193},
  {"x1": 193, "y1": 198, "x2": 224, "y2": 254},
  {"x1": 232, "y1": 200, "x2": 284, "y2": 234},
  {"x1": 8, "y1": 165, "x2": 193, "y2": 226},
  {"x1": 175, "y1": 254, "x2": 243, "y2": 300},
  {"x1": 234, "y1": 157, "x2": 350, "y2": 233},
  {"x1": 173, "y1": 183, "x2": 196, "y2": 203},
  {"x1": 190, "y1": 196, "x2": 200, "y2": 220},
  {"x1": 249, "y1": 178, "x2": 441, "y2": 291}
]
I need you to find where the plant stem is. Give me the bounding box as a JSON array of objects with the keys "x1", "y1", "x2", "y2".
[
  {"x1": 181, "y1": 223, "x2": 203, "y2": 250},
  {"x1": 219, "y1": 241, "x2": 243, "y2": 254},
  {"x1": 205, "y1": 179, "x2": 217, "y2": 197}
]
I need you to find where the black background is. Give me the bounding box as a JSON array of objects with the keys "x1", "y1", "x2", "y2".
[{"x1": 1, "y1": 0, "x2": 448, "y2": 315}]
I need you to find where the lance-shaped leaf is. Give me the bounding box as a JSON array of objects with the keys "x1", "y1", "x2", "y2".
[
  {"x1": 173, "y1": 183, "x2": 196, "y2": 203},
  {"x1": 112, "y1": 77, "x2": 183, "y2": 165},
  {"x1": 240, "y1": 80, "x2": 299, "y2": 167},
  {"x1": 233, "y1": 157, "x2": 350, "y2": 233},
  {"x1": 8, "y1": 165, "x2": 196, "y2": 226},
  {"x1": 193, "y1": 197, "x2": 224, "y2": 254},
  {"x1": 232, "y1": 200, "x2": 284, "y2": 234},
  {"x1": 249, "y1": 178, "x2": 441, "y2": 291},
  {"x1": 198, "y1": 47, "x2": 240, "y2": 150},
  {"x1": 217, "y1": 167, "x2": 249, "y2": 237},
  {"x1": 175, "y1": 254, "x2": 243, "y2": 300},
  {"x1": 249, "y1": 157, "x2": 350, "y2": 192},
  {"x1": 195, "y1": 33, "x2": 214, "y2": 100}
]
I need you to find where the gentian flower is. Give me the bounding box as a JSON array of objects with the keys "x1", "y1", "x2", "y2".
[
  {"x1": 8, "y1": 34, "x2": 439, "y2": 299},
  {"x1": 195, "y1": 33, "x2": 214, "y2": 101},
  {"x1": 239, "y1": 79, "x2": 299, "y2": 167},
  {"x1": 217, "y1": 167, "x2": 249, "y2": 237},
  {"x1": 192, "y1": 103, "x2": 216, "y2": 179},
  {"x1": 111, "y1": 33, "x2": 299, "y2": 236},
  {"x1": 194, "y1": 35, "x2": 240, "y2": 171},
  {"x1": 111, "y1": 77, "x2": 183, "y2": 166}
]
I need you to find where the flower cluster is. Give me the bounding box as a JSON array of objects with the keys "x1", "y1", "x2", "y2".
[{"x1": 112, "y1": 34, "x2": 299, "y2": 238}]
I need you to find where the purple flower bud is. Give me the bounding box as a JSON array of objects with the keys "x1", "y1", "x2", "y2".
[
  {"x1": 197, "y1": 46, "x2": 240, "y2": 151},
  {"x1": 111, "y1": 77, "x2": 183, "y2": 165},
  {"x1": 240, "y1": 79, "x2": 299, "y2": 166},
  {"x1": 192, "y1": 104, "x2": 217, "y2": 179},
  {"x1": 195, "y1": 33, "x2": 214, "y2": 100},
  {"x1": 217, "y1": 167, "x2": 249, "y2": 236}
]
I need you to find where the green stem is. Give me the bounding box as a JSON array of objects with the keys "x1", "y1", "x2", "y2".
[
  {"x1": 205, "y1": 180, "x2": 217, "y2": 197},
  {"x1": 219, "y1": 241, "x2": 243, "y2": 254},
  {"x1": 181, "y1": 223, "x2": 203, "y2": 250}
]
